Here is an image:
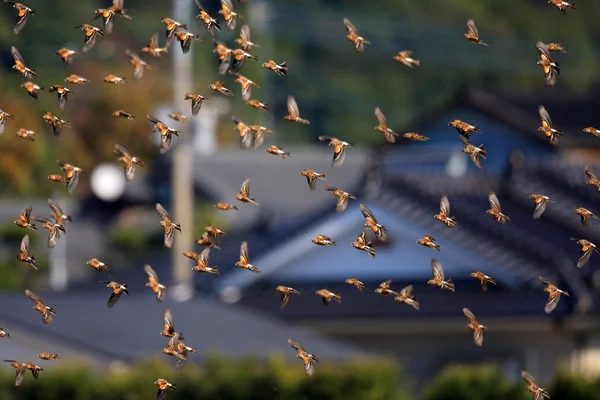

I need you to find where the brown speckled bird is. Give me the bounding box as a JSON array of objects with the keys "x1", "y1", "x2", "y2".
[
  {"x1": 246, "y1": 99, "x2": 269, "y2": 111},
  {"x1": 463, "y1": 307, "x2": 487, "y2": 346},
  {"x1": 434, "y1": 196, "x2": 457, "y2": 228},
  {"x1": 232, "y1": 73, "x2": 258, "y2": 101},
  {"x1": 345, "y1": 277, "x2": 364, "y2": 291},
  {"x1": 521, "y1": 370, "x2": 550, "y2": 400},
  {"x1": 235, "y1": 241, "x2": 260, "y2": 273},
  {"x1": 469, "y1": 271, "x2": 497, "y2": 291},
  {"x1": 126, "y1": 49, "x2": 151, "y2": 80},
  {"x1": 195, "y1": 0, "x2": 220, "y2": 36},
  {"x1": 142, "y1": 33, "x2": 168, "y2": 57},
  {"x1": 190, "y1": 248, "x2": 220, "y2": 275},
  {"x1": 168, "y1": 112, "x2": 188, "y2": 123},
  {"x1": 574, "y1": 207, "x2": 598, "y2": 227},
  {"x1": 14, "y1": 207, "x2": 36, "y2": 230},
  {"x1": 393, "y1": 50, "x2": 420, "y2": 67},
  {"x1": 32, "y1": 216, "x2": 65, "y2": 248},
  {"x1": 583, "y1": 127, "x2": 600, "y2": 137},
  {"x1": 536, "y1": 42, "x2": 560, "y2": 88},
  {"x1": 236, "y1": 24, "x2": 259, "y2": 51},
  {"x1": 114, "y1": 144, "x2": 144, "y2": 181},
  {"x1": 204, "y1": 225, "x2": 226, "y2": 243},
  {"x1": 464, "y1": 19, "x2": 488, "y2": 46},
  {"x1": 261, "y1": 60, "x2": 288, "y2": 76},
  {"x1": 300, "y1": 169, "x2": 327, "y2": 191},
  {"x1": 394, "y1": 285, "x2": 420, "y2": 310},
  {"x1": 87, "y1": 258, "x2": 108, "y2": 272},
  {"x1": 539, "y1": 276, "x2": 569, "y2": 314},
  {"x1": 229, "y1": 48, "x2": 258, "y2": 73},
  {"x1": 219, "y1": 0, "x2": 239, "y2": 31},
  {"x1": 56, "y1": 48, "x2": 79, "y2": 64},
  {"x1": 236, "y1": 179, "x2": 259, "y2": 205},
  {"x1": 43, "y1": 111, "x2": 71, "y2": 137},
  {"x1": 571, "y1": 238, "x2": 600, "y2": 268},
  {"x1": 360, "y1": 204, "x2": 387, "y2": 242},
  {"x1": 48, "y1": 85, "x2": 72, "y2": 110},
  {"x1": 113, "y1": 110, "x2": 135, "y2": 120},
  {"x1": 144, "y1": 264, "x2": 168, "y2": 302},
  {"x1": 460, "y1": 135, "x2": 487, "y2": 168},
  {"x1": 548, "y1": 0, "x2": 576, "y2": 14},
  {"x1": 109, "y1": 0, "x2": 132, "y2": 20},
  {"x1": 102, "y1": 281, "x2": 128, "y2": 308},
  {"x1": 75, "y1": 24, "x2": 104, "y2": 53},
  {"x1": 156, "y1": 203, "x2": 181, "y2": 248},
  {"x1": 94, "y1": 7, "x2": 116, "y2": 34},
  {"x1": 175, "y1": 30, "x2": 200, "y2": 54},
  {"x1": 65, "y1": 74, "x2": 89, "y2": 84},
  {"x1": 375, "y1": 280, "x2": 398, "y2": 296},
  {"x1": 213, "y1": 202, "x2": 238, "y2": 211},
  {"x1": 547, "y1": 43, "x2": 566, "y2": 53},
  {"x1": 584, "y1": 166, "x2": 600, "y2": 192},
  {"x1": 449, "y1": 119, "x2": 481, "y2": 139},
  {"x1": 249, "y1": 125, "x2": 273, "y2": 149},
  {"x1": 351, "y1": 228, "x2": 376, "y2": 258},
  {"x1": 266, "y1": 145, "x2": 291, "y2": 159},
  {"x1": 311, "y1": 235, "x2": 336, "y2": 247},
  {"x1": 343, "y1": 17, "x2": 370, "y2": 52},
  {"x1": 103, "y1": 74, "x2": 126, "y2": 84},
  {"x1": 316, "y1": 289, "x2": 341, "y2": 305},
  {"x1": 20, "y1": 81, "x2": 42, "y2": 98},
  {"x1": 37, "y1": 353, "x2": 59, "y2": 360},
  {"x1": 276, "y1": 286, "x2": 300, "y2": 309},
  {"x1": 195, "y1": 232, "x2": 221, "y2": 250},
  {"x1": 403, "y1": 132, "x2": 430, "y2": 141},
  {"x1": 210, "y1": 81, "x2": 233, "y2": 96},
  {"x1": 374, "y1": 107, "x2": 399, "y2": 143},
  {"x1": 17, "y1": 234, "x2": 38, "y2": 270},
  {"x1": 528, "y1": 194, "x2": 552, "y2": 219},
  {"x1": 160, "y1": 17, "x2": 186, "y2": 47},
  {"x1": 147, "y1": 115, "x2": 179, "y2": 154},
  {"x1": 160, "y1": 309, "x2": 184, "y2": 339},
  {"x1": 325, "y1": 186, "x2": 356, "y2": 212},
  {"x1": 4, "y1": 360, "x2": 26, "y2": 386},
  {"x1": 48, "y1": 198, "x2": 71, "y2": 232},
  {"x1": 232, "y1": 116, "x2": 253, "y2": 149},
  {"x1": 161, "y1": 333, "x2": 186, "y2": 367},
  {"x1": 486, "y1": 192, "x2": 510, "y2": 224},
  {"x1": 417, "y1": 235, "x2": 440, "y2": 251},
  {"x1": 25, "y1": 289, "x2": 55, "y2": 324},
  {"x1": 184, "y1": 93, "x2": 209, "y2": 116},
  {"x1": 4, "y1": 1, "x2": 35, "y2": 34},
  {"x1": 15, "y1": 128, "x2": 37, "y2": 141},
  {"x1": 11, "y1": 46, "x2": 35, "y2": 79},
  {"x1": 288, "y1": 339, "x2": 318, "y2": 376},
  {"x1": 428, "y1": 259, "x2": 455, "y2": 292},
  {"x1": 319, "y1": 137, "x2": 353, "y2": 168},
  {"x1": 57, "y1": 160, "x2": 86, "y2": 194},
  {"x1": 285, "y1": 96, "x2": 310, "y2": 125},
  {"x1": 154, "y1": 378, "x2": 176, "y2": 400}
]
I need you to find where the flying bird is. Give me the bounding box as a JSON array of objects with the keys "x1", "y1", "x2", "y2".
[
  {"x1": 154, "y1": 378, "x2": 176, "y2": 400},
  {"x1": 261, "y1": 60, "x2": 287, "y2": 76},
  {"x1": 319, "y1": 136, "x2": 353, "y2": 168},
  {"x1": 284, "y1": 96, "x2": 310, "y2": 124},
  {"x1": 486, "y1": 192, "x2": 510, "y2": 224},
  {"x1": 235, "y1": 24, "x2": 259, "y2": 51},
  {"x1": 571, "y1": 238, "x2": 600, "y2": 268},
  {"x1": 144, "y1": 264, "x2": 168, "y2": 302},
  {"x1": 417, "y1": 235, "x2": 440, "y2": 251},
  {"x1": 464, "y1": 19, "x2": 488, "y2": 46},
  {"x1": 351, "y1": 228, "x2": 376, "y2": 258},
  {"x1": 394, "y1": 285, "x2": 420, "y2": 310},
  {"x1": 236, "y1": 179, "x2": 259, "y2": 205},
  {"x1": 345, "y1": 278, "x2": 364, "y2": 291},
  {"x1": 463, "y1": 307, "x2": 488, "y2": 346},
  {"x1": 160, "y1": 308, "x2": 184, "y2": 339},
  {"x1": 87, "y1": 258, "x2": 108, "y2": 272},
  {"x1": 584, "y1": 166, "x2": 600, "y2": 192},
  {"x1": 43, "y1": 111, "x2": 71, "y2": 137},
  {"x1": 288, "y1": 339, "x2": 318, "y2": 376},
  {"x1": 574, "y1": 207, "x2": 598, "y2": 227},
  {"x1": 393, "y1": 51, "x2": 420, "y2": 67},
  {"x1": 360, "y1": 204, "x2": 388, "y2": 241},
  {"x1": 235, "y1": 241, "x2": 260, "y2": 272},
  {"x1": 325, "y1": 186, "x2": 356, "y2": 212},
  {"x1": 113, "y1": 110, "x2": 136, "y2": 120},
  {"x1": 528, "y1": 194, "x2": 552, "y2": 219},
  {"x1": 141, "y1": 33, "x2": 168, "y2": 57},
  {"x1": 315, "y1": 289, "x2": 342, "y2": 305},
  {"x1": 310, "y1": 235, "x2": 336, "y2": 247},
  {"x1": 434, "y1": 196, "x2": 457, "y2": 228},
  {"x1": 448, "y1": 119, "x2": 481, "y2": 139},
  {"x1": 16, "y1": 234, "x2": 39, "y2": 270},
  {"x1": 11, "y1": 46, "x2": 35, "y2": 79},
  {"x1": 20, "y1": 81, "x2": 42, "y2": 98},
  {"x1": 48, "y1": 86, "x2": 72, "y2": 110},
  {"x1": 374, "y1": 107, "x2": 399, "y2": 143},
  {"x1": 114, "y1": 144, "x2": 144, "y2": 181},
  {"x1": 102, "y1": 281, "x2": 129, "y2": 308},
  {"x1": 469, "y1": 271, "x2": 497, "y2": 291},
  {"x1": 13, "y1": 207, "x2": 36, "y2": 230},
  {"x1": 539, "y1": 276, "x2": 569, "y2": 314},
  {"x1": 146, "y1": 115, "x2": 179, "y2": 154},
  {"x1": 460, "y1": 135, "x2": 487, "y2": 168},
  {"x1": 25, "y1": 289, "x2": 55, "y2": 324},
  {"x1": 15, "y1": 128, "x2": 37, "y2": 141},
  {"x1": 276, "y1": 286, "x2": 301, "y2": 309},
  {"x1": 548, "y1": 0, "x2": 576, "y2": 14},
  {"x1": 156, "y1": 203, "x2": 181, "y2": 248},
  {"x1": 300, "y1": 169, "x2": 327, "y2": 191},
  {"x1": 374, "y1": 280, "x2": 398, "y2": 296},
  {"x1": 536, "y1": 41, "x2": 560, "y2": 87},
  {"x1": 521, "y1": 370, "x2": 551, "y2": 400},
  {"x1": 189, "y1": 247, "x2": 220, "y2": 275},
  {"x1": 343, "y1": 18, "x2": 370, "y2": 52},
  {"x1": 126, "y1": 50, "x2": 151, "y2": 80},
  {"x1": 427, "y1": 259, "x2": 455, "y2": 291},
  {"x1": 160, "y1": 18, "x2": 186, "y2": 47},
  {"x1": 75, "y1": 24, "x2": 104, "y2": 53},
  {"x1": 56, "y1": 48, "x2": 79, "y2": 64},
  {"x1": 57, "y1": 160, "x2": 87, "y2": 194},
  {"x1": 174, "y1": 30, "x2": 200, "y2": 54},
  {"x1": 195, "y1": 0, "x2": 220, "y2": 36},
  {"x1": 219, "y1": 0, "x2": 240, "y2": 31},
  {"x1": 265, "y1": 145, "x2": 291, "y2": 159},
  {"x1": 32, "y1": 216, "x2": 65, "y2": 248},
  {"x1": 4, "y1": 1, "x2": 35, "y2": 34},
  {"x1": 184, "y1": 93, "x2": 209, "y2": 116}
]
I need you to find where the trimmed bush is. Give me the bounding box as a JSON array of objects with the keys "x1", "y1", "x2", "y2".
[
  {"x1": 422, "y1": 364, "x2": 529, "y2": 400},
  {"x1": 0, "y1": 355, "x2": 409, "y2": 400}
]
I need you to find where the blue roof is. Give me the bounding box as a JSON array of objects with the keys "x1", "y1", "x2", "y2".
[{"x1": 263, "y1": 203, "x2": 521, "y2": 287}]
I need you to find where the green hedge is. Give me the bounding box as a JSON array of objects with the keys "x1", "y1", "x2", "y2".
[{"x1": 0, "y1": 355, "x2": 409, "y2": 400}]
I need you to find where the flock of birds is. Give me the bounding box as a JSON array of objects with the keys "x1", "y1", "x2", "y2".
[{"x1": 0, "y1": 0, "x2": 592, "y2": 398}]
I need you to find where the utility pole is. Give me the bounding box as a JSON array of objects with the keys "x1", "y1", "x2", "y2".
[
  {"x1": 49, "y1": 193, "x2": 68, "y2": 292},
  {"x1": 170, "y1": 0, "x2": 195, "y2": 303}
]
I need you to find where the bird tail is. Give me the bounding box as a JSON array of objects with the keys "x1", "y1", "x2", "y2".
[
  {"x1": 569, "y1": 3, "x2": 576, "y2": 9},
  {"x1": 174, "y1": 224, "x2": 182, "y2": 232},
  {"x1": 365, "y1": 246, "x2": 376, "y2": 258},
  {"x1": 478, "y1": 145, "x2": 487, "y2": 158},
  {"x1": 248, "y1": 265, "x2": 261, "y2": 273},
  {"x1": 298, "y1": 118, "x2": 310, "y2": 125},
  {"x1": 282, "y1": 152, "x2": 291, "y2": 159},
  {"x1": 445, "y1": 280, "x2": 455, "y2": 292},
  {"x1": 413, "y1": 59, "x2": 421, "y2": 66},
  {"x1": 333, "y1": 293, "x2": 342, "y2": 303},
  {"x1": 210, "y1": 268, "x2": 220, "y2": 276},
  {"x1": 433, "y1": 244, "x2": 441, "y2": 251}
]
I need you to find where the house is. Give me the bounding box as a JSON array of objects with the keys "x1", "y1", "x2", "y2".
[{"x1": 189, "y1": 88, "x2": 600, "y2": 385}]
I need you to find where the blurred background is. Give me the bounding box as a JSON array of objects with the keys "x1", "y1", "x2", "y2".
[{"x1": 1, "y1": 0, "x2": 600, "y2": 399}]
